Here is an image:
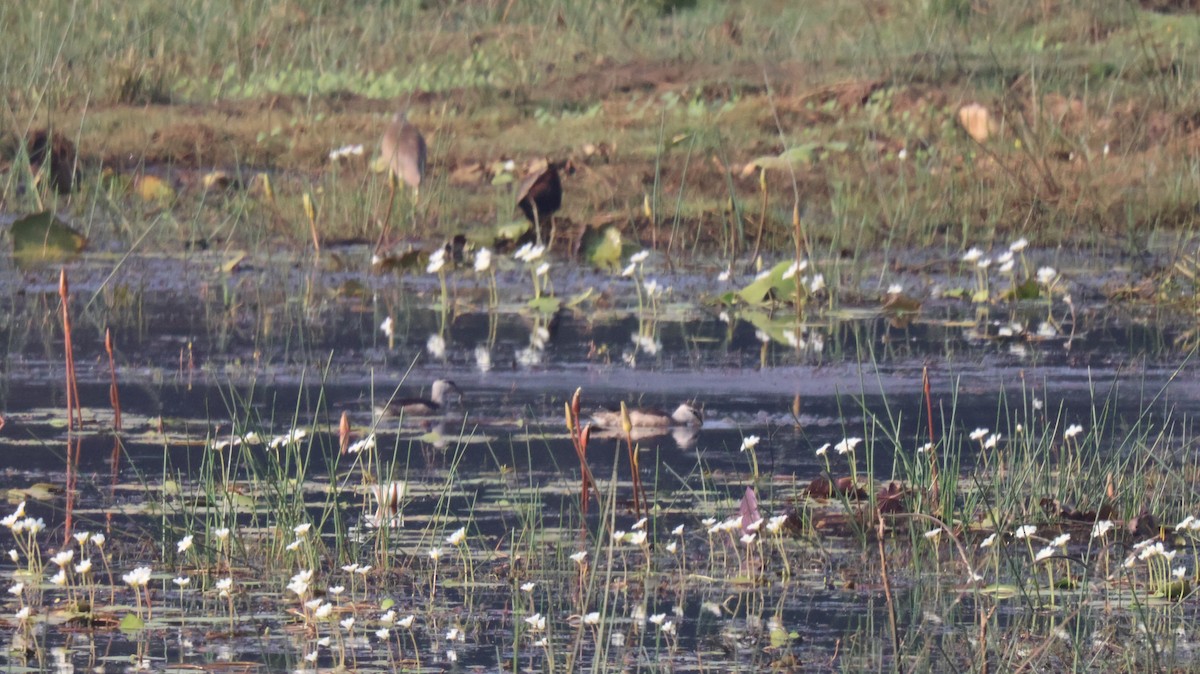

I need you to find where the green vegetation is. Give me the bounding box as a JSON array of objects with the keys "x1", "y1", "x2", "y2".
[{"x1": 2, "y1": 0, "x2": 1199, "y2": 261}]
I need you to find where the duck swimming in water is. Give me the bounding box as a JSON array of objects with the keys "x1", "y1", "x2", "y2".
[
  {"x1": 591, "y1": 402, "x2": 703, "y2": 429},
  {"x1": 377, "y1": 379, "x2": 463, "y2": 417}
]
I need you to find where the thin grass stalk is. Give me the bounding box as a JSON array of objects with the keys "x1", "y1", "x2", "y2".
[{"x1": 60, "y1": 269, "x2": 82, "y2": 543}]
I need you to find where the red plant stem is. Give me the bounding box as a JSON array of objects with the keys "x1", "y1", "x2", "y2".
[{"x1": 60, "y1": 269, "x2": 81, "y2": 543}]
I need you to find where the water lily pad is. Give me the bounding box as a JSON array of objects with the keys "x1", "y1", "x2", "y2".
[
  {"x1": 119, "y1": 613, "x2": 145, "y2": 632},
  {"x1": 10, "y1": 211, "x2": 87, "y2": 263},
  {"x1": 528, "y1": 296, "x2": 561, "y2": 314},
  {"x1": 577, "y1": 223, "x2": 632, "y2": 270},
  {"x1": 736, "y1": 260, "x2": 797, "y2": 305}
]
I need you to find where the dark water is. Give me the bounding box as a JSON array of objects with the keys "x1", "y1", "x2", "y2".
[{"x1": 2, "y1": 249, "x2": 1199, "y2": 671}]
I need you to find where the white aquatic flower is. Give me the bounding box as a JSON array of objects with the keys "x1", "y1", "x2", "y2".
[
  {"x1": 815, "y1": 443, "x2": 830, "y2": 456},
  {"x1": 1063, "y1": 424, "x2": 1083, "y2": 440},
  {"x1": 293, "y1": 523, "x2": 312, "y2": 536},
  {"x1": 73, "y1": 531, "x2": 89, "y2": 546},
  {"x1": 628, "y1": 530, "x2": 648, "y2": 546},
  {"x1": 426, "y1": 334, "x2": 446, "y2": 359},
  {"x1": 380, "y1": 316, "x2": 394, "y2": 339},
  {"x1": 740, "y1": 435, "x2": 760, "y2": 452},
  {"x1": 177, "y1": 535, "x2": 194, "y2": 555},
  {"x1": 474, "y1": 247, "x2": 492, "y2": 272},
  {"x1": 1050, "y1": 533, "x2": 1071, "y2": 547},
  {"x1": 923, "y1": 528, "x2": 941, "y2": 540},
  {"x1": 304, "y1": 598, "x2": 322, "y2": 610},
  {"x1": 173, "y1": 576, "x2": 190, "y2": 588},
  {"x1": 766, "y1": 515, "x2": 788, "y2": 534},
  {"x1": 834, "y1": 437, "x2": 861, "y2": 454},
  {"x1": 754, "y1": 329, "x2": 770, "y2": 344},
  {"x1": 570, "y1": 551, "x2": 587, "y2": 564},
  {"x1": 1174, "y1": 567, "x2": 1188, "y2": 580},
  {"x1": 984, "y1": 433, "x2": 1000, "y2": 449},
  {"x1": 8, "y1": 582, "x2": 23, "y2": 596},
  {"x1": 49, "y1": 569, "x2": 66, "y2": 586},
  {"x1": 269, "y1": 429, "x2": 308, "y2": 449},
  {"x1": 75, "y1": 559, "x2": 92, "y2": 574},
  {"x1": 1176, "y1": 516, "x2": 1196, "y2": 532},
  {"x1": 428, "y1": 547, "x2": 443, "y2": 560},
  {"x1": 782, "y1": 260, "x2": 802, "y2": 280},
  {"x1": 979, "y1": 533, "x2": 997, "y2": 548},
  {"x1": 611, "y1": 530, "x2": 626, "y2": 543},
  {"x1": 216, "y1": 577, "x2": 233, "y2": 597},
  {"x1": 962, "y1": 247, "x2": 983, "y2": 262},
  {"x1": 632, "y1": 517, "x2": 648, "y2": 530},
  {"x1": 976, "y1": 257, "x2": 991, "y2": 270},
  {"x1": 375, "y1": 628, "x2": 390, "y2": 639},
  {"x1": 996, "y1": 250, "x2": 1014, "y2": 265},
  {"x1": 999, "y1": 259, "x2": 1015, "y2": 274},
  {"x1": 584, "y1": 612, "x2": 600, "y2": 625},
  {"x1": 514, "y1": 242, "x2": 546, "y2": 262},
  {"x1": 446, "y1": 527, "x2": 467, "y2": 546},
  {"x1": 51, "y1": 549, "x2": 74, "y2": 567},
  {"x1": 328, "y1": 586, "x2": 344, "y2": 596},
  {"x1": 314, "y1": 603, "x2": 334, "y2": 620},
  {"x1": 123, "y1": 566, "x2": 152, "y2": 587},
  {"x1": 671, "y1": 524, "x2": 685, "y2": 536},
  {"x1": 340, "y1": 616, "x2": 355, "y2": 630},
  {"x1": 399, "y1": 615, "x2": 416, "y2": 628},
  {"x1": 447, "y1": 650, "x2": 458, "y2": 663},
  {"x1": 621, "y1": 263, "x2": 637, "y2": 277},
  {"x1": 1092, "y1": 520, "x2": 1115, "y2": 539},
  {"x1": 426, "y1": 248, "x2": 446, "y2": 274},
  {"x1": 740, "y1": 533, "x2": 757, "y2": 545},
  {"x1": 718, "y1": 266, "x2": 731, "y2": 282},
  {"x1": 661, "y1": 620, "x2": 677, "y2": 635},
  {"x1": 1034, "y1": 545, "x2": 1056, "y2": 562},
  {"x1": 918, "y1": 442, "x2": 934, "y2": 453},
  {"x1": 969, "y1": 428, "x2": 988, "y2": 441},
  {"x1": 347, "y1": 434, "x2": 376, "y2": 454},
  {"x1": 631, "y1": 250, "x2": 650, "y2": 264},
  {"x1": 15, "y1": 606, "x2": 30, "y2": 622},
  {"x1": 474, "y1": 345, "x2": 492, "y2": 372},
  {"x1": 212, "y1": 528, "x2": 229, "y2": 542},
  {"x1": 643, "y1": 278, "x2": 660, "y2": 295},
  {"x1": 1013, "y1": 525, "x2": 1037, "y2": 539},
  {"x1": 665, "y1": 541, "x2": 677, "y2": 553},
  {"x1": 525, "y1": 613, "x2": 546, "y2": 631},
  {"x1": 745, "y1": 518, "x2": 763, "y2": 532},
  {"x1": 887, "y1": 283, "x2": 903, "y2": 294},
  {"x1": 535, "y1": 262, "x2": 550, "y2": 277},
  {"x1": 1036, "y1": 266, "x2": 1057, "y2": 285},
  {"x1": 380, "y1": 610, "x2": 396, "y2": 625},
  {"x1": 1009, "y1": 237, "x2": 1028, "y2": 252},
  {"x1": 809, "y1": 274, "x2": 825, "y2": 293}
]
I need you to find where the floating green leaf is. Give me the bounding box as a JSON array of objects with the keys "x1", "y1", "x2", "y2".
[
  {"x1": 11, "y1": 211, "x2": 87, "y2": 263},
  {"x1": 577, "y1": 224, "x2": 633, "y2": 270},
  {"x1": 119, "y1": 613, "x2": 145, "y2": 632},
  {"x1": 736, "y1": 260, "x2": 796, "y2": 305},
  {"x1": 528, "y1": 296, "x2": 561, "y2": 314}
]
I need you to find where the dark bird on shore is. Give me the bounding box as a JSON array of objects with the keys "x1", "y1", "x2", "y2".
[
  {"x1": 377, "y1": 379, "x2": 462, "y2": 417},
  {"x1": 27, "y1": 130, "x2": 80, "y2": 194},
  {"x1": 516, "y1": 159, "x2": 562, "y2": 246}
]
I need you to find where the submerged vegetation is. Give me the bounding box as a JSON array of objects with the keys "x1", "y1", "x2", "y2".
[{"x1": 3, "y1": 0, "x2": 1200, "y2": 672}]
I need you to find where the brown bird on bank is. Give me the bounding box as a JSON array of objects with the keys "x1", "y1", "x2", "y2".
[
  {"x1": 516, "y1": 159, "x2": 562, "y2": 247},
  {"x1": 375, "y1": 112, "x2": 427, "y2": 251}
]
